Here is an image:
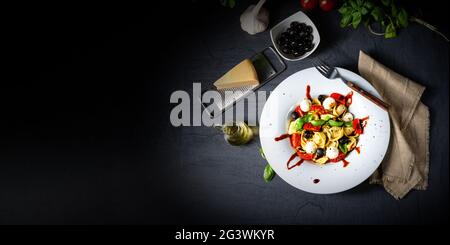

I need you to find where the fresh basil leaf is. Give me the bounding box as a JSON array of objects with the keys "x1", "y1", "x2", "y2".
[
  {"x1": 349, "y1": 0, "x2": 357, "y2": 8},
  {"x1": 356, "y1": 0, "x2": 363, "y2": 6},
  {"x1": 296, "y1": 118, "x2": 305, "y2": 131},
  {"x1": 371, "y1": 7, "x2": 383, "y2": 22},
  {"x1": 339, "y1": 143, "x2": 348, "y2": 154},
  {"x1": 259, "y1": 147, "x2": 266, "y2": 160},
  {"x1": 364, "y1": 1, "x2": 374, "y2": 9},
  {"x1": 396, "y1": 8, "x2": 408, "y2": 28},
  {"x1": 381, "y1": 0, "x2": 391, "y2": 7},
  {"x1": 340, "y1": 13, "x2": 353, "y2": 27},
  {"x1": 303, "y1": 114, "x2": 313, "y2": 123},
  {"x1": 364, "y1": 18, "x2": 370, "y2": 27},
  {"x1": 385, "y1": 22, "x2": 397, "y2": 38},
  {"x1": 344, "y1": 121, "x2": 353, "y2": 127},
  {"x1": 328, "y1": 120, "x2": 344, "y2": 127},
  {"x1": 339, "y1": 6, "x2": 352, "y2": 15},
  {"x1": 361, "y1": 7, "x2": 368, "y2": 15},
  {"x1": 391, "y1": 3, "x2": 398, "y2": 17},
  {"x1": 263, "y1": 164, "x2": 275, "y2": 182},
  {"x1": 311, "y1": 119, "x2": 326, "y2": 126},
  {"x1": 352, "y1": 11, "x2": 362, "y2": 29}
]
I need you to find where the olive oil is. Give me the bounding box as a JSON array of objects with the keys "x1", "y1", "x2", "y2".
[{"x1": 222, "y1": 121, "x2": 254, "y2": 146}]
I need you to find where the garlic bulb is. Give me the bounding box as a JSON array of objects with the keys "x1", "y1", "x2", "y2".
[{"x1": 240, "y1": 0, "x2": 269, "y2": 35}]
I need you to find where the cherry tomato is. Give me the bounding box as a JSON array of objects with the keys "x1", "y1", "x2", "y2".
[
  {"x1": 300, "y1": 0, "x2": 319, "y2": 10},
  {"x1": 297, "y1": 151, "x2": 314, "y2": 160},
  {"x1": 295, "y1": 105, "x2": 305, "y2": 116},
  {"x1": 290, "y1": 133, "x2": 302, "y2": 149},
  {"x1": 330, "y1": 93, "x2": 346, "y2": 105},
  {"x1": 345, "y1": 91, "x2": 353, "y2": 106},
  {"x1": 319, "y1": 0, "x2": 335, "y2": 11},
  {"x1": 352, "y1": 118, "x2": 363, "y2": 134},
  {"x1": 310, "y1": 104, "x2": 327, "y2": 115},
  {"x1": 303, "y1": 122, "x2": 321, "y2": 132},
  {"x1": 330, "y1": 152, "x2": 346, "y2": 162}
]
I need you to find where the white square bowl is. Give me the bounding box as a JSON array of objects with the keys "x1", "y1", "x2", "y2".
[{"x1": 270, "y1": 11, "x2": 320, "y2": 61}]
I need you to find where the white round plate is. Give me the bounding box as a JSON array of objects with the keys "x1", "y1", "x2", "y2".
[{"x1": 259, "y1": 67, "x2": 390, "y2": 194}]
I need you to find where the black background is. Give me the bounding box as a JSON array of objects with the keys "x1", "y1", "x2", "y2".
[{"x1": 0, "y1": 0, "x2": 448, "y2": 225}]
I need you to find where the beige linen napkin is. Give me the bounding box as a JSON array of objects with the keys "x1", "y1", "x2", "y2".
[{"x1": 358, "y1": 51, "x2": 430, "y2": 199}]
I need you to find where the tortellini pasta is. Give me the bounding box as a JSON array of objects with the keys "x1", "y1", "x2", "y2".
[
  {"x1": 312, "y1": 132, "x2": 327, "y2": 148},
  {"x1": 326, "y1": 126, "x2": 344, "y2": 142},
  {"x1": 281, "y1": 86, "x2": 366, "y2": 166}
]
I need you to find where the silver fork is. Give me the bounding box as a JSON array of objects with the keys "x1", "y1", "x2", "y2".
[{"x1": 313, "y1": 59, "x2": 389, "y2": 110}]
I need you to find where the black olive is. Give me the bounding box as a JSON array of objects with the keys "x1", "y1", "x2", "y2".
[
  {"x1": 295, "y1": 50, "x2": 305, "y2": 57},
  {"x1": 306, "y1": 45, "x2": 314, "y2": 52},
  {"x1": 291, "y1": 111, "x2": 300, "y2": 120},
  {"x1": 339, "y1": 136, "x2": 350, "y2": 145},
  {"x1": 303, "y1": 130, "x2": 314, "y2": 139},
  {"x1": 316, "y1": 148, "x2": 325, "y2": 158},
  {"x1": 281, "y1": 42, "x2": 290, "y2": 48},
  {"x1": 299, "y1": 23, "x2": 307, "y2": 30},
  {"x1": 304, "y1": 44, "x2": 314, "y2": 52},
  {"x1": 305, "y1": 26, "x2": 313, "y2": 34},
  {"x1": 282, "y1": 48, "x2": 291, "y2": 54},
  {"x1": 290, "y1": 21, "x2": 300, "y2": 28},
  {"x1": 318, "y1": 94, "x2": 328, "y2": 102}
]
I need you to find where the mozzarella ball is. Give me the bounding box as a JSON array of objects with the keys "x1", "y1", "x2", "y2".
[
  {"x1": 304, "y1": 141, "x2": 317, "y2": 154},
  {"x1": 326, "y1": 146, "x2": 339, "y2": 159},
  {"x1": 342, "y1": 112, "x2": 354, "y2": 122},
  {"x1": 299, "y1": 98, "x2": 311, "y2": 112},
  {"x1": 323, "y1": 97, "x2": 336, "y2": 110}
]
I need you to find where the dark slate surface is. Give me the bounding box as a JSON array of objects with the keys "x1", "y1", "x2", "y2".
[{"x1": 0, "y1": 1, "x2": 447, "y2": 224}]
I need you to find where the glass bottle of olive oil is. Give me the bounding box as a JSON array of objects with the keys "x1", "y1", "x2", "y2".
[{"x1": 221, "y1": 121, "x2": 254, "y2": 146}]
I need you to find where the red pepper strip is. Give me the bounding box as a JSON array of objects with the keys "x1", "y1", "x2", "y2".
[
  {"x1": 330, "y1": 152, "x2": 347, "y2": 163},
  {"x1": 290, "y1": 133, "x2": 302, "y2": 149},
  {"x1": 352, "y1": 116, "x2": 369, "y2": 134},
  {"x1": 310, "y1": 104, "x2": 327, "y2": 115},
  {"x1": 287, "y1": 159, "x2": 304, "y2": 170},
  {"x1": 295, "y1": 105, "x2": 304, "y2": 117},
  {"x1": 342, "y1": 159, "x2": 350, "y2": 168},
  {"x1": 352, "y1": 118, "x2": 363, "y2": 134},
  {"x1": 297, "y1": 151, "x2": 314, "y2": 160},
  {"x1": 361, "y1": 116, "x2": 369, "y2": 128},
  {"x1": 361, "y1": 120, "x2": 368, "y2": 128},
  {"x1": 330, "y1": 93, "x2": 346, "y2": 105},
  {"x1": 303, "y1": 123, "x2": 321, "y2": 132},
  {"x1": 345, "y1": 91, "x2": 353, "y2": 106},
  {"x1": 306, "y1": 85, "x2": 312, "y2": 100},
  {"x1": 286, "y1": 152, "x2": 299, "y2": 169}
]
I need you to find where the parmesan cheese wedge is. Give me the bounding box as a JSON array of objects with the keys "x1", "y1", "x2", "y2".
[{"x1": 213, "y1": 59, "x2": 259, "y2": 90}]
